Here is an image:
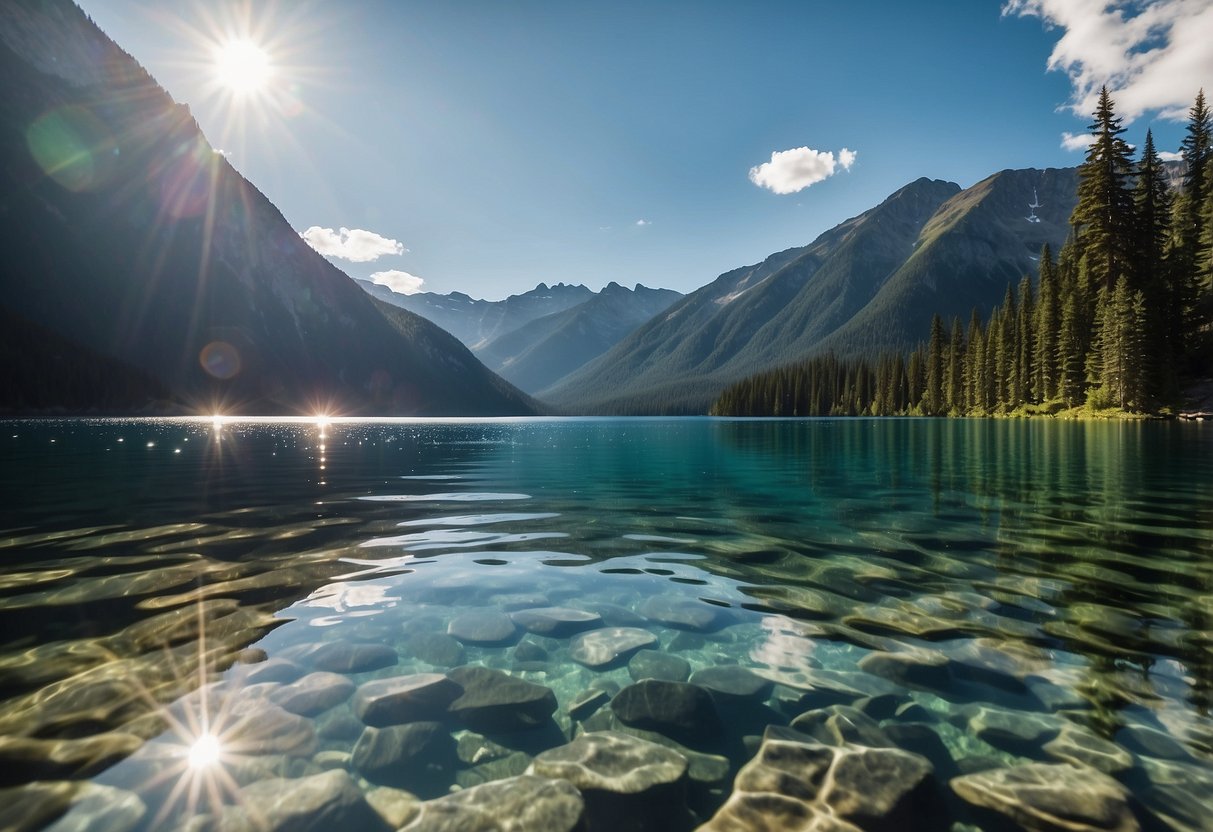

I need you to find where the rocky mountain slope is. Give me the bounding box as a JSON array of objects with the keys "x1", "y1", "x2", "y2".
[
  {"x1": 0, "y1": 0, "x2": 535, "y2": 415},
  {"x1": 543, "y1": 169, "x2": 1078, "y2": 413}
]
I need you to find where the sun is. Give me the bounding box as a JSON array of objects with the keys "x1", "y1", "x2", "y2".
[{"x1": 213, "y1": 39, "x2": 272, "y2": 94}]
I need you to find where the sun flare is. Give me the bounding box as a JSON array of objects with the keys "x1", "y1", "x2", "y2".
[{"x1": 213, "y1": 40, "x2": 271, "y2": 94}]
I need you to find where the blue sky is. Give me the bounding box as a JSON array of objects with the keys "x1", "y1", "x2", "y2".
[{"x1": 78, "y1": 0, "x2": 1208, "y2": 299}]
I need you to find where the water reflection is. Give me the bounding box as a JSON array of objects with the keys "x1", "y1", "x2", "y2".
[{"x1": 0, "y1": 417, "x2": 1210, "y2": 830}]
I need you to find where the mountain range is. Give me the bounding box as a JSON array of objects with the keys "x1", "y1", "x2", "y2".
[
  {"x1": 362, "y1": 280, "x2": 682, "y2": 394},
  {"x1": 541, "y1": 168, "x2": 1079, "y2": 413},
  {"x1": 0, "y1": 0, "x2": 535, "y2": 416}
]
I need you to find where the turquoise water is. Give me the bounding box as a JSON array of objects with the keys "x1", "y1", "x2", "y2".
[{"x1": 1, "y1": 417, "x2": 1211, "y2": 830}]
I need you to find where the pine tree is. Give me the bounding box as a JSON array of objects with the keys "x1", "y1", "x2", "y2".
[
  {"x1": 996, "y1": 287, "x2": 1016, "y2": 409},
  {"x1": 1133, "y1": 130, "x2": 1174, "y2": 401},
  {"x1": 965, "y1": 310, "x2": 984, "y2": 414},
  {"x1": 1073, "y1": 86, "x2": 1135, "y2": 293},
  {"x1": 1174, "y1": 90, "x2": 1212, "y2": 360},
  {"x1": 946, "y1": 317, "x2": 964, "y2": 414},
  {"x1": 925, "y1": 314, "x2": 946, "y2": 415},
  {"x1": 1016, "y1": 273, "x2": 1035, "y2": 408},
  {"x1": 1058, "y1": 292, "x2": 1085, "y2": 407},
  {"x1": 1034, "y1": 244, "x2": 1060, "y2": 402}
]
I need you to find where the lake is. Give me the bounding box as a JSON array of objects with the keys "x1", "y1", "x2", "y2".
[{"x1": 1, "y1": 417, "x2": 1211, "y2": 831}]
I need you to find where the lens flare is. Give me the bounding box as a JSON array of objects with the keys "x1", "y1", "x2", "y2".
[
  {"x1": 187, "y1": 733, "x2": 221, "y2": 769},
  {"x1": 200, "y1": 341, "x2": 241, "y2": 380},
  {"x1": 25, "y1": 106, "x2": 116, "y2": 192}
]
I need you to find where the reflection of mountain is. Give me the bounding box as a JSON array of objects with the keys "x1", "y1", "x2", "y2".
[
  {"x1": 544, "y1": 169, "x2": 1078, "y2": 414},
  {"x1": 0, "y1": 0, "x2": 534, "y2": 415}
]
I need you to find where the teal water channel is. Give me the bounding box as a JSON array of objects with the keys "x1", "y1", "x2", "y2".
[{"x1": 1, "y1": 417, "x2": 1210, "y2": 830}]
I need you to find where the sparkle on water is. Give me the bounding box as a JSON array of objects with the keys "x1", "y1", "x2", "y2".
[{"x1": 1, "y1": 416, "x2": 1210, "y2": 830}]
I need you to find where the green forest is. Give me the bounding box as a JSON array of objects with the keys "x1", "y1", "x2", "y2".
[{"x1": 712, "y1": 89, "x2": 1212, "y2": 418}]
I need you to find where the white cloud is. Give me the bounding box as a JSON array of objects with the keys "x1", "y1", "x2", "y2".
[
  {"x1": 1003, "y1": 0, "x2": 1213, "y2": 123},
  {"x1": 1159, "y1": 150, "x2": 1183, "y2": 161},
  {"x1": 635, "y1": 219, "x2": 650, "y2": 226},
  {"x1": 369, "y1": 270, "x2": 425, "y2": 295},
  {"x1": 748, "y1": 146, "x2": 857, "y2": 195},
  {"x1": 301, "y1": 226, "x2": 405, "y2": 262},
  {"x1": 1060, "y1": 131, "x2": 1091, "y2": 152}
]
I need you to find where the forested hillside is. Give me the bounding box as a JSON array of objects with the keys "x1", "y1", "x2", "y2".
[{"x1": 713, "y1": 89, "x2": 1212, "y2": 418}]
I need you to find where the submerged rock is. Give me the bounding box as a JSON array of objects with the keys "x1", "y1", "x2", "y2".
[
  {"x1": 610, "y1": 680, "x2": 720, "y2": 744},
  {"x1": 448, "y1": 611, "x2": 520, "y2": 647},
  {"x1": 791, "y1": 705, "x2": 895, "y2": 748},
  {"x1": 512, "y1": 607, "x2": 604, "y2": 638},
  {"x1": 0, "y1": 783, "x2": 79, "y2": 832},
  {"x1": 568, "y1": 689, "x2": 611, "y2": 721},
  {"x1": 1043, "y1": 723, "x2": 1134, "y2": 774},
  {"x1": 242, "y1": 658, "x2": 305, "y2": 686},
  {"x1": 352, "y1": 722, "x2": 457, "y2": 797},
  {"x1": 270, "y1": 672, "x2": 355, "y2": 717},
  {"x1": 628, "y1": 650, "x2": 690, "y2": 683},
  {"x1": 403, "y1": 775, "x2": 585, "y2": 832},
  {"x1": 447, "y1": 666, "x2": 558, "y2": 733},
  {"x1": 638, "y1": 596, "x2": 726, "y2": 632},
  {"x1": 353, "y1": 673, "x2": 462, "y2": 727},
  {"x1": 223, "y1": 698, "x2": 317, "y2": 757},
  {"x1": 699, "y1": 727, "x2": 935, "y2": 832},
  {"x1": 570, "y1": 628, "x2": 658, "y2": 669},
  {"x1": 0, "y1": 733, "x2": 143, "y2": 785},
  {"x1": 954, "y1": 703, "x2": 1061, "y2": 756},
  {"x1": 366, "y1": 786, "x2": 422, "y2": 828},
  {"x1": 216, "y1": 770, "x2": 389, "y2": 832},
  {"x1": 43, "y1": 784, "x2": 145, "y2": 832},
  {"x1": 950, "y1": 763, "x2": 1139, "y2": 832},
  {"x1": 303, "y1": 642, "x2": 398, "y2": 674},
  {"x1": 404, "y1": 632, "x2": 466, "y2": 667},
  {"x1": 857, "y1": 648, "x2": 952, "y2": 694},
  {"x1": 690, "y1": 666, "x2": 773, "y2": 703},
  {"x1": 529, "y1": 731, "x2": 691, "y2": 831}
]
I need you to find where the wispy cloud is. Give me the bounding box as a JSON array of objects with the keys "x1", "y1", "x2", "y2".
[
  {"x1": 1060, "y1": 131, "x2": 1090, "y2": 152},
  {"x1": 301, "y1": 226, "x2": 405, "y2": 262},
  {"x1": 370, "y1": 270, "x2": 425, "y2": 295},
  {"x1": 748, "y1": 146, "x2": 857, "y2": 195},
  {"x1": 635, "y1": 219, "x2": 650, "y2": 227},
  {"x1": 1003, "y1": 0, "x2": 1213, "y2": 123}
]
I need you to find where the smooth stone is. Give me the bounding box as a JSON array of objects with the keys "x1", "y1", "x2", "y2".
[
  {"x1": 313, "y1": 750, "x2": 352, "y2": 771},
  {"x1": 307, "y1": 642, "x2": 398, "y2": 674},
  {"x1": 447, "y1": 666, "x2": 558, "y2": 733},
  {"x1": 513, "y1": 640, "x2": 550, "y2": 663},
  {"x1": 511, "y1": 607, "x2": 604, "y2": 638},
  {"x1": 1136, "y1": 757, "x2": 1213, "y2": 832},
  {"x1": 698, "y1": 726, "x2": 935, "y2": 832},
  {"x1": 568, "y1": 689, "x2": 611, "y2": 721},
  {"x1": 528, "y1": 731, "x2": 691, "y2": 831},
  {"x1": 236, "y1": 648, "x2": 268, "y2": 664},
  {"x1": 448, "y1": 611, "x2": 520, "y2": 646},
  {"x1": 610, "y1": 680, "x2": 720, "y2": 745},
  {"x1": 638, "y1": 596, "x2": 724, "y2": 632},
  {"x1": 1043, "y1": 723, "x2": 1134, "y2": 774},
  {"x1": 570, "y1": 628, "x2": 659, "y2": 670},
  {"x1": 403, "y1": 775, "x2": 585, "y2": 832},
  {"x1": 216, "y1": 770, "x2": 388, "y2": 832},
  {"x1": 271, "y1": 671, "x2": 355, "y2": 717},
  {"x1": 1115, "y1": 724, "x2": 1191, "y2": 761},
  {"x1": 404, "y1": 632, "x2": 465, "y2": 667},
  {"x1": 0, "y1": 783, "x2": 78, "y2": 832},
  {"x1": 584, "y1": 602, "x2": 647, "y2": 627},
  {"x1": 221, "y1": 698, "x2": 317, "y2": 757},
  {"x1": 855, "y1": 693, "x2": 909, "y2": 720},
  {"x1": 243, "y1": 658, "x2": 304, "y2": 686},
  {"x1": 950, "y1": 763, "x2": 1139, "y2": 832},
  {"x1": 352, "y1": 722, "x2": 457, "y2": 797},
  {"x1": 956, "y1": 703, "x2": 1061, "y2": 755},
  {"x1": 858, "y1": 648, "x2": 952, "y2": 694},
  {"x1": 43, "y1": 784, "x2": 145, "y2": 832},
  {"x1": 628, "y1": 650, "x2": 691, "y2": 683},
  {"x1": 690, "y1": 666, "x2": 774, "y2": 702},
  {"x1": 317, "y1": 712, "x2": 364, "y2": 741},
  {"x1": 882, "y1": 722, "x2": 959, "y2": 780},
  {"x1": 791, "y1": 705, "x2": 895, "y2": 748},
  {"x1": 353, "y1": 673, "x2": 462, "y2": 727},
  {"x1": 366, "y1": 786, "x2": 421, "y2": 829}
]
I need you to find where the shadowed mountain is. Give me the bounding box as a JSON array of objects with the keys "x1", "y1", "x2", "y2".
[
  {"x1": 473, "y1": 282, "x2": 682, "y2": 393},
  {"x1": 542, "y1": 169, "x2": 1078, "y2": 413},
  {"x1": 0, "y1": 0, "x2": 535, "y2": 416},
  {"x1": 360, "y1": 280, "x2": 595, "y2": 349}
]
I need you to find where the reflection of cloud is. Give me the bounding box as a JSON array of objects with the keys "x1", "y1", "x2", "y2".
[
  {"x1": 749, "y1": 614, "x2": 821, "y2": 671},
  {"x1": 302, "y1": 581, "x2": 393, "y2": 612},
  {"x1": 369, "y1": 269, "x2": 424, "y2": 295},
  {"x1": 1004, "y1": 0, "x2": 1213, "y2": 123},
  {"x1": 300, "y1": 226, "x2": 405, "y2": 261},
  {"x1": 749, "y1": 146, "x2": 857, "y2": 194}
]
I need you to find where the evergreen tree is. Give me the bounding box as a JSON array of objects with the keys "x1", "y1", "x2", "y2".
[
  {"x1": 965, "y1": 310, "x2": 984, "y2": 414},
  {"x1": 925, "y1": 314, "x2": 946, "y2": 415},
  {"x1": 1058, "y1": 292, "x2": 1085, "y2": 407},
  {"x1": 996, "y1": 286, "x2": 1016, "y2": 408},
  {"x1": 1174, "y1": 90, "x2": 1212, "y2": 359},
  {"x1": 1033, "y1": 244, "x2": 1060, "y2": 402},
  {"x1": 1016, "y1": 274, "x2": 1035, "y2": 407},
  {"x1": 946, "y1": 317, "x2": 964, "y2": 414},
  {"x1": 1073, "y1": 86, "x2": 1136, "y2": 293},
  {"x1": 1133, "y1": 130, "x2": 1174, "y2": 401}
]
